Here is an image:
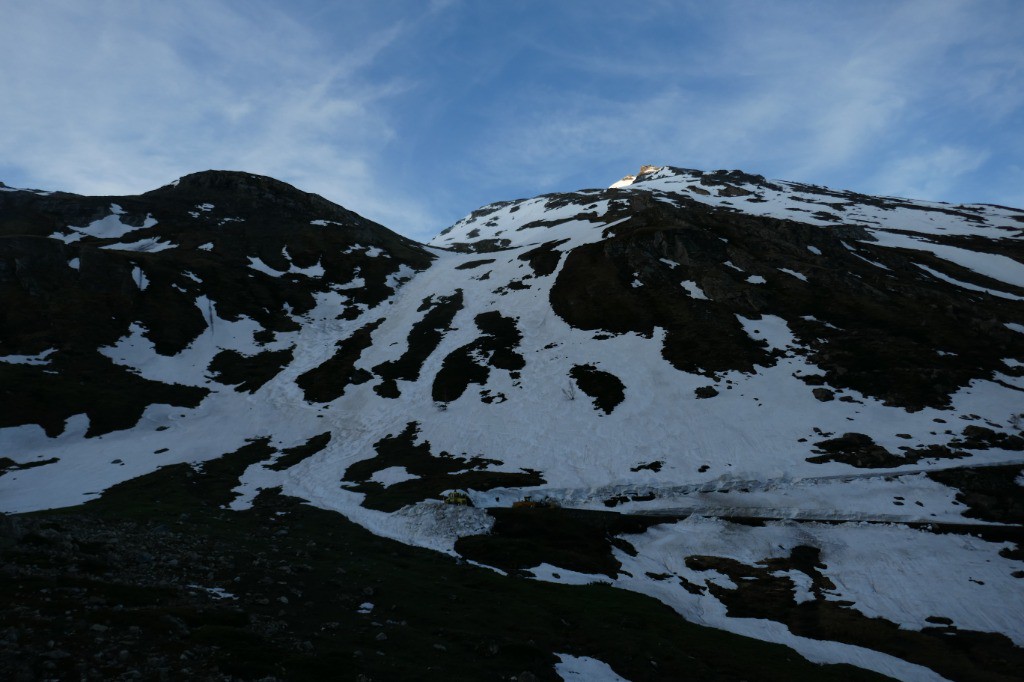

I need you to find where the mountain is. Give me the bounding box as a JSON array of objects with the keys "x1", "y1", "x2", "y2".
[{"x1": 1, "y1": 167, "x2": 1023, "y2": 681}]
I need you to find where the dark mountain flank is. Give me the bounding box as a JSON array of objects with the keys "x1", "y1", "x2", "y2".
[{"x1": 2, "y1": 166, "x2": 1023, "y2": 681}]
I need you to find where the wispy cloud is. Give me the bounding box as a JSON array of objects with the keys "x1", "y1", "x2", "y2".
[
  {"x1": 467, "y1": 0, "x2": 1024, "y2": 205},
  {"x1": 0, "y1": 0, "x2": 445, "y2": 236},
  {"x1": 866, "y1": 146, "x2": 989, "y2": 201},
  {"x1": 2, "y1": 0, "x2": 1021, "y2": 238}
]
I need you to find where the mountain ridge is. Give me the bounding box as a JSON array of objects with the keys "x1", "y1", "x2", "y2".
[{"x1": 2, "y1": 165, "x2": 1023, "y2": 681}]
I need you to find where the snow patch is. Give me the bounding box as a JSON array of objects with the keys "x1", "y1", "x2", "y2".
[
  {"x1": 528, "y1": 563, "x2": 611, "y2": 586},
  {"x1": 50, "y1": 204, "x2": 158, "y2": 243},
  {"x1": 916, "y1": 263, "x2": 1023, "y2": 301},
  {"x1": 555, "y1": 653, "x2": 630, "y2": 681},
  {"x1": 131, "y1": 266, "x2": 149, "y2": 291},
  {"x1": 101, "y1": 238, "x2": 177, "y2": 253},
  {"x1": 779, "y1": 268, "x2": 808, "y2": 282},
  {"x1": 188, "y1": 585, "x2": 236, "y2": 600},
  {"x1": 369, "y1": 466, "x2": 418, "y2": 486},
  {"x1": 0, "y1": 348, "x2": 56, "y2": 365},
  {"x1": 680, "y1": 280, "x2": 708, "y2": 300},
  {"x1": 867, "y1": 229, "x2": 1024, "y2": 289}
]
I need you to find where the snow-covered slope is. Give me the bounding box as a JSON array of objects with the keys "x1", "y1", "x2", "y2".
[{"x1": 2, "y1": 166, "x2": 1023, "y2": 680}]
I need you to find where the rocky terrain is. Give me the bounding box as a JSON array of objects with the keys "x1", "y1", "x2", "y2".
[{"x1": 2, "y1": 165, "x2": 1023, "y2": 680}]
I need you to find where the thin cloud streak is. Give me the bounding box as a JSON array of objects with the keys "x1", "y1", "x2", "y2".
[
  {"x1": 1, "y1": 1, "x2": 1021, "y2": 238},
  {"x1": 470, "y1": 0, "x2": 1023, "y2": 207},
  {"x1": 0, "y1": 0, "x2": 442, "y2": 237}
]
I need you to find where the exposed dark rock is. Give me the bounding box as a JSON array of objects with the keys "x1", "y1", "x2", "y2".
[
  {"x1": 432, "y1": 311, "x2": 524, "y2": 403},
  {"x1": 208, "y1": 347, "x2": 295, "y2": 393},
  {"x1": 812, "y1": 388, "x2": 835, "y2": 402},
  {"x1": 264, "y1": 432, "x2": 332, "y2": 472},
  {"x1": 296, "y1": 319, "x2": 383, "y2": 403},
  {"x1": 695, "y1": 386, "x2": 719, "y2": 399},
  {"x1": 341, "y1": 423, "x2": 540, "y2": 512},
  {"x1": 517, "y1": 239, "x2": 569, "y2": 276},
  {"x1": 373, "y1": 291, "x2": 463, "y2": 398},
  {"x1": 569, "y1": 364, "x2": 625, "y2": 415},
  {"x1": 685, "y1": 545, "x2": 1024, "y2": 682}
]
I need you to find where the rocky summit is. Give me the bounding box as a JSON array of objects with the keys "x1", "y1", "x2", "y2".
[{"x1": 1, "y1": 166, "x2": 1023, "y2": 681}]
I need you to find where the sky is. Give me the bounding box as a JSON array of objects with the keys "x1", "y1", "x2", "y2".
[{"x1": 2, "y1": 0, "x2": 1022, "y2": 241}]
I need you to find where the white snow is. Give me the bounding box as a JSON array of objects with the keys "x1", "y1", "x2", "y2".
[
  {"x1": 0, "y1": 348, "x2": 56, "y2": 365},
  {"x1": 248, "y1": 249, "x2": 325, "y2": 278},
  {"x1": 807, "y1": 245, "x2": 822, "y2": 255},
  {"x1": 197, "y1": 242, "x2": 214, "y2": 251},
  {"x1": 680, "y1": 280, "x2": 709, "y2": 300},
  {"x1": 49, "y1": 204, "x2": 158, "y2": 243},
  {"x1": 528, "y1": 563, "x2": 611, "y2": 586},
  {"x1": 67, "y1": 257, "x2": 80, "y2": 270},
  {"x1": 247, "y1": 257, "x2": 284, "y2": 277},
  {"x1": 867, "y1": 229, "x2": 1024, "y2": 289},
  {"x1": 736, "y1": 314, "x2": 796, "y2": 351},
  {"x1": 4, "y1": 164, "x2": 1023, "y2": 679},
  {"x1": 611, "y1": 518, "x2": 962, "y2": 681},
  {"x1": 131, "y1": 266, "x2": 149, "y2": 291},
  {"x1": 616, "y1": 516, "x2": 1024, "y2": 647},
  {"x1": 779, "y1": 268, "x2": 808, "y2": 282},
  {"x1": 746, "y1": 274, "x2": 766, "y2": 284},
  {"x1": 915, "y1": 263, "x2": 1023, "y2": 301},
  {"x1": 101, "y1": 237, "x2": 177, "y2": 253},
  {"x1": 429, "y1": 197, "x2": 619, "y2": 251},
  {"x1": 369, "y1": 466, "x2": 418, "y2": 486},
  {"x1": 555, "y1": 654, "x2": 630, "y2": 681},
  {"x1": 188, "y1": 585, "x2": 237, "y2": 600}
]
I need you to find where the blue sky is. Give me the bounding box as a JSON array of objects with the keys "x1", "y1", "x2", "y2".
[{"x1": 2, "y1": 0, "x2": 1022, "y2": 240}]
